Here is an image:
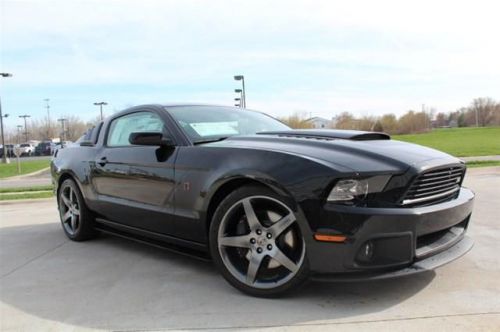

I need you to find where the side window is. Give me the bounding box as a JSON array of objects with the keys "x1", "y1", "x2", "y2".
[{"x1": 107, "y1": 112, "x2": 164, "y2": 147}]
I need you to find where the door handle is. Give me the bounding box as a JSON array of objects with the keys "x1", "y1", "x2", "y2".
[{"x1": 98, "y1": 157, "x2": 108, "y2": 167}]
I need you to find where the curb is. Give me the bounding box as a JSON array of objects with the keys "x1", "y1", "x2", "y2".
[
  {"x1": 0, "y1": 167, "x2": 50, "y2": 180},
  {"x1": 0, "y1": 197, "x2": 55, "y2": 205},
  {"x1": 461, "y1": 155, "x2": 500, "y2": 162}
]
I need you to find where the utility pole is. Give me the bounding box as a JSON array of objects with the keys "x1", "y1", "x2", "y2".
[
  {"x1": 44, "y1": 98, "x2": 51, "y2": 139},
  {"x1": 1, "y1": 72, "x2": 13, "y2": 164},
  {"x1": 19, "y1": 115, "x2": 31, "y2": 142},
  {"x1": 58, "y1": 118, "x2": 67, "y2": 142},
  {"x1": 94, "y1": 102, "x2": 108, "y2": 120}
]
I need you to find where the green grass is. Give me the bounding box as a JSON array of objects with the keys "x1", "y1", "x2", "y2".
[
  {"x1": 0, "y1": 159, "x2": 50, "y2": 178},
  {"x1": 393, "y1": 127, "x2": 500, "y2": 157},
  {"x1": 0, "y1": 191, "x2": 54, "y2": 201},
  {"x1": 465, "y1": 160, "x2": 500, "y2": 168},
  {"x1": 0, "y1": 185, "x2": 53, "y2": 193}
]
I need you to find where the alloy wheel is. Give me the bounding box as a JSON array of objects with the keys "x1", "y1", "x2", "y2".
[
  {"x1": 59, "y1": 185, "x2": 81, "y2": 236},
  {"x1": 217, "y1": 195, "x2": 305, "y2": 289}
]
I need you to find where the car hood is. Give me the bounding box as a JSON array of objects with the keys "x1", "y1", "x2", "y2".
[{"x1": 210, "y1": 130, "x2": 462, "y2": 174}]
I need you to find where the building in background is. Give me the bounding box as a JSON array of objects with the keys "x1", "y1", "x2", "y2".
[{"x1": 305, "y1": 116, "x2": 337, "y2": 129}]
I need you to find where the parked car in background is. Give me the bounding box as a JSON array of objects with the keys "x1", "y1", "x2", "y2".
[
  {"x1": 51, "y1": 141, "x2": 73, "y2": 155},
  {"x1": 18, "y1": 143, "x2": 36, "y2": 156},
  {"x1": 35, "y1": 141, "x2": 54, "y2": 156},
  {"x1": 2, "y1": 144, "x2": 15, "y2": 157}
]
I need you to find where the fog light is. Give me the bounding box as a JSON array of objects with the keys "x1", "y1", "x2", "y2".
[{"x1": 357, "y1": 241, "x2": 374, "y2": 262}]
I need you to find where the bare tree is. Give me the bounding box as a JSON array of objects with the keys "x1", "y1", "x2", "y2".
[
  {"x1": 277, "y1": 112, "x2": 313, "y2": 129},
  {"x1": 379, "y1": 114, "x2": 398, "y2": 134},
  {"x1": 335, "y1": 112, "x2": 358, "y2": 129},
  {"x1": 468, "y1": 97, "x2": 497, "y2": 127}
]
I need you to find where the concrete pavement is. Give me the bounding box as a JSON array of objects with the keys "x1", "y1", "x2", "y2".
[{"x1": 0, "y1": 167, "x2": 499, "y2": 331}]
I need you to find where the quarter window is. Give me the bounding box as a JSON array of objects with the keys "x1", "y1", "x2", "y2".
[{"x1": 107, "y1": 112, "x2": 165, "y2": 147}]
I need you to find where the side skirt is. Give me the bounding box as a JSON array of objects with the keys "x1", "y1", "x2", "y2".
[{"x1": 94, "y1": 218, "x2": 211, "y2": 261}]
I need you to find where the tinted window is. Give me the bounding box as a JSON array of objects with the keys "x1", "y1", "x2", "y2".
[
  {"x1": 107, "y1": 112, "x2": 164, "y2": 147},
  {"x1": 166, "y1": 106, "x2": 289, "y2": 143}
]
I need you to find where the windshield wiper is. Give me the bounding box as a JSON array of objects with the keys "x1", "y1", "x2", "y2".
[{"x1": 193, "y1": 137, "x2": 230, "y2": 145}]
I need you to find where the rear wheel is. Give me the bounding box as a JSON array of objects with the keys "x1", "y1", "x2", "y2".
[
  {"x1": 58, "y1": 179, "x2": 97, "y2": 241},
  {"x1": 209, "y1": 185, "x2": 309, "y2": 297}
]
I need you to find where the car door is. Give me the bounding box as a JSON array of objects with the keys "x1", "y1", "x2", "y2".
[{"x1": 90, "y1": 109, "x2": 178, "y2": 235}]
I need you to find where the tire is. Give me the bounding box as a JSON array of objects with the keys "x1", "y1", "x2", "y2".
[
  {"x1": 209, "y1": 185, "x2": 309, "y2": 297},
  {"x1": 58, "y1": 178, "x2": 97, "y2": 241}
]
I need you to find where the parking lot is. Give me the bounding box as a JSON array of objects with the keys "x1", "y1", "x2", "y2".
[{"x1": 1, "y1": 167, "x2": 499, "y2": 331}]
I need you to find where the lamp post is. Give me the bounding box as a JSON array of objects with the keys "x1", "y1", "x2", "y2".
[
  {"x1": 58, "y1": 118, "x2": 67, "y2": 142},
  {"x1": 17, "y1": 125, "x2": 22, "y2": 144},
  {"x1": 19, "y1": 115, "x2": 31, "y2": 142},
  {"x1": 234, "y1": 89, "x2": 243, "y2": 108},
  {"x1": 1, "y1": 72, "x2": 13, "y2": 163},
  {"x1": 234, "y1": 75, "x2": 246, "y2": 108},
  {"x1": 44, "y1": 98, "x2": 51, "y2": 138},
  {"x1": 94, "y1": 102, "x2": 108, "y2": 120}
]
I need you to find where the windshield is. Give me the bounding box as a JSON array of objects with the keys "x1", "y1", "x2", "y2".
[{"x1": 166, "y1": 106, "x2": 289, "y2": 143}]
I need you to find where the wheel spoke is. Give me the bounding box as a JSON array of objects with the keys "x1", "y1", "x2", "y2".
[
  {"x1": 242, "y1": 198, "x2": 261, "y2": 230},
  {"x1": 272, "y1": 248, "x2": 299, "y2": 273},
  {"x1": 69, "y1": 188, "x2": 75, "y2": 204},
  {"x1": 70, "y1": 214, "x2": 77, "y2": 231},
  {"x1": 246, "y1": 253, "x2": 264, "y2": 284},
  {"x1": 61, "y1": 194, "x2": 71, "y2": 208},
  {"x1": 219, "y1": 235, "x2": 251, "y2": 248},
  {"x1": 268, "y1": 213, "x2": 296, "y2": 237},
  {"x1": 62, "y1": 210, "x2": 72, "y2": 222}
]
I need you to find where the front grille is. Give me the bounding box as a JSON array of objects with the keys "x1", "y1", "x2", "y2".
[{"x1": 401, "y1": 165, "x2": 465, "y2": 207}]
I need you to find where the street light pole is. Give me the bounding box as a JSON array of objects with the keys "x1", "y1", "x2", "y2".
[
  {"x1": 94, "y1": 102, "x2": 108, "y2": 120},
  {"x1": 17, "y1": 125, "x2": 22, "y2": 144},
  {"x1": 234, "y1": 89, "x2": 243, "y2": 108},
  {"x1": 58, "y1": 118, "x2": 67, "y2": 142},
  {"x1": 1, "y1": 72, "x2": 13, "y2": 164},
  {"x1": 19, "y1": 115, "x2": 31, "y2": 142},
  {"x1": 44, "y1": 98, "x2": 51, "y2": 138},
  {"x1": 234, "y1": 75, "x2": 246, "y2": 108}
]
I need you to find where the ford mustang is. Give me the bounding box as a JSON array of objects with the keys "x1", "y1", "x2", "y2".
[{"x1": 51, "y1": 104, "x2": 474, "y2": 297}]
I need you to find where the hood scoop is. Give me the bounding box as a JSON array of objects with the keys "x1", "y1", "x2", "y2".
[{"x1": 257, "y1": 129, "x2": 390, "y2": 141}]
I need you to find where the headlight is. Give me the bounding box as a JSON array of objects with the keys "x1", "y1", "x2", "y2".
[{"x1": 327, "y1": 176, "x2": 391, "y2": 203}]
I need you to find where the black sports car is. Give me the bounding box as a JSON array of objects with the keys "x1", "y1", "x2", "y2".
[{"x1": 51, "y1": 104, "x2": 474, "y2": 296}]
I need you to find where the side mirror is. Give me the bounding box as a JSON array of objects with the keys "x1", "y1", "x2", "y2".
[
  {"x1": 80, "y1": 141, "x2": 94, "y2": 147},
  {"x1": 129, "y1": 132, "x2": 175, "y2": 147}
]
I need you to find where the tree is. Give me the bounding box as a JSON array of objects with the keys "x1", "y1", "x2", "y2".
[
  {"x1": 335, "y1": 112, "x2": 357, "y2": 129},
  {"x1": 434, "y1": 112, "x2": 448, "y2": 127},
  {"x1": 468, "y1": 97, "x2": 497, "y2": 126},
  {"x1": 62, "y1": 115, "x2": 89, "y2": 141},
  {"x1": 277, "y1": 112, "x2": 313, "y2": 129},
  {"x1": 357, "y1": 116, "x2": 378, "y2": 131},
  {"x1": 397, "y1": 110, "x2": 431, "y2": 134},
  {"x1": 379, "y1": 114, "x2": 398, "y2": 134}
]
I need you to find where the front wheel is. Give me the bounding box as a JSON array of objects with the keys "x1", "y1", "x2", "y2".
[
  {"x1": 209, "y1": 185, "x2": 309, "y2": 297},
  {"x1": 58, "y1": 179, "x2": 97, "y2": 241}
]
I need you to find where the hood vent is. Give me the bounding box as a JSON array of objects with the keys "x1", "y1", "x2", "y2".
[{"x1": 257, "y1": 129, "x2": 390, "y2": 141}]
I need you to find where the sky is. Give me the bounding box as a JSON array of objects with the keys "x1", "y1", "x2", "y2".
[{"x1": 1, "y1": 0, "x2": 499, "y2": 129}]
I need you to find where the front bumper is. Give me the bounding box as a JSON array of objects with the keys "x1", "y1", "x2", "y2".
[{"x1": 306, "y1": 187, "x2": 474, "y2": 278}]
